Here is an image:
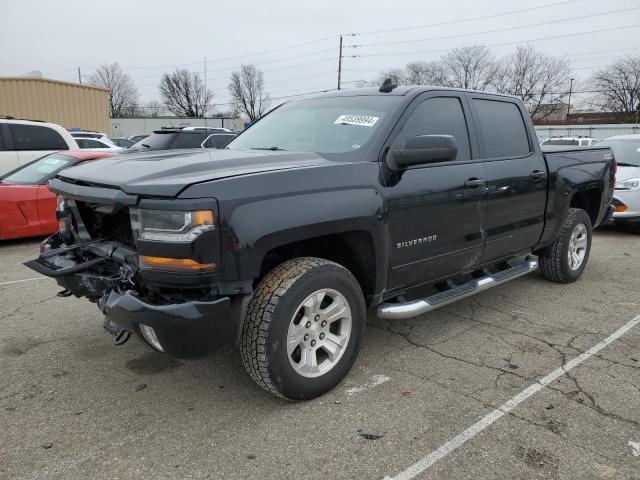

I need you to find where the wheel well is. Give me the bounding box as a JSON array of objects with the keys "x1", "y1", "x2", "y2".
[
  {"x1": 258, "y1": 231, "x2": 376, "y2": 303},
  {"x1": 570, "y1": 188, "x2": 601, "y2": 225}
]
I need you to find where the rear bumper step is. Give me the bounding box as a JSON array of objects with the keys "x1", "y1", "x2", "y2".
[{"x1": 377, "y1": 258, "x2": 538, "y2": 320}]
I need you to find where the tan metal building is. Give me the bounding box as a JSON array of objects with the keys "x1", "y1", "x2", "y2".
[{"x1": 0, "y1": 77, "x2": 110, "y2": 133}]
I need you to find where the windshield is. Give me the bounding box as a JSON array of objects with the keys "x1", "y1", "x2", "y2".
[
  {"x1": 598, "y1": 138, "x2": 640, "y2": 167},
  {"x1": 1, "y1": 153, "x2": 76, "y2": 184},
  {"x1": 227, "y1": 96, "x2": 398, "y2": 160}
]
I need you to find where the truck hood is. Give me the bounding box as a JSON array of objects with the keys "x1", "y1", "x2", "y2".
[
  {"x1": 56, "y1": 148, "x2": 334, "y2": 197},
  {"x1": 616, "y1": 165, "x2": 640, "y2": 181}
]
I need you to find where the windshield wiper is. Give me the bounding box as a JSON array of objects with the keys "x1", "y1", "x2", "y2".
[
  {"x1": 616, "y1": 162, "x2": 638, "y2": 167},
  {"x1": 140, "y1": 143, "x2": 151, "y2": 149},
  {"x1": 251, "y1": 146, "x2": 287, "y2": 151}
]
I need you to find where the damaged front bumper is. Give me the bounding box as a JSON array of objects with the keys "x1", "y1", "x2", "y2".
[
  {"x1": 25, "y1": 234, "x2": 242, "y2": 358},
  {"x1": 103, "y1": 290, "x2": 231, "y2": 357}
]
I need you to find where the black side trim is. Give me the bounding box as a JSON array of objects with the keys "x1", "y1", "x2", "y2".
[{"x1": 24, "y1": 257, "x2": 106, "y2": 277}]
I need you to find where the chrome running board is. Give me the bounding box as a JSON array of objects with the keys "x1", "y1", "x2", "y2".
[{"x1": 377, "y1": 258, "x2": 538, "y2": 320}]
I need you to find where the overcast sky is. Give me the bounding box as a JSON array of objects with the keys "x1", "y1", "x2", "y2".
[{"x1": 1, "y1": 0, "x2": 639, "y2": 110}]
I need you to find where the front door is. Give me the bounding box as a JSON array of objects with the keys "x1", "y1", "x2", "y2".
[
  {"x1": 469, "y1": 96, "x2": 548, "y2": 262},
  {"x1": 383, "y1": 93, "x2": 487, "y2": 291}
]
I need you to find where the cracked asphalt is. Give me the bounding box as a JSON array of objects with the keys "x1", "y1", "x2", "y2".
[{"x1": 1, "y1": 227, "x2": 639, "y2": 480}]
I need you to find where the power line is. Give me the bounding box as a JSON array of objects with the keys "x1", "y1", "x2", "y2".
[
  {"x1": 124, "y1": 50, "x2": 335, "y2": 79},
  {"x1": 118, "y1": 36, "x2": 337, "y2": 72},
  {"x1": 43, "y1": 34, "x2": 338, "y2": 77},
  {"x1": 354, "y1": 7, "x2": 640, "y2": 49},
  {"x1": 355, "y1": 24, "x2": 640, "y2": 58},
  {"x1": 352, "y1": 0, "x2": 585, "y2": 36}
]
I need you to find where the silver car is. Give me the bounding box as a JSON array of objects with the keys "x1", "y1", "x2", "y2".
[{"x1": 598, "y1": 134, "x2": 640, "y2": 227}]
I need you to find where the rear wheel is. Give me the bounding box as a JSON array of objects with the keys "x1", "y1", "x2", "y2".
[
  {"x1": 538, "y1": 208, "x2": 592, "y2": 283},
  {"x1": 240, "y1": 257, "x2": 365, "y2": 400}
]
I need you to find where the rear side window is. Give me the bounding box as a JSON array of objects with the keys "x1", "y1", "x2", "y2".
[
  {"x1": 171, "y1": 132, "x2": 208, "y2": 149},
  {"x1": 392, "y1": 97, "x2": 471, "y2": 161},
  {"x1": 9, "y1": 124, "x2": 67, "y2": 151},
  {"x1": 205, "y1": 134, "x2": 236, "y2": 148},
  {"x1": 473, "y1": 99, "x2": 531, "y2": 158},
  {"x1": 76, "y1": 138, "x2": 105, "y2": 149}
]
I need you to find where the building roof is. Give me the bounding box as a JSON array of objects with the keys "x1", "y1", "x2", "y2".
[{"x1": 0, "y1": 76, "x2": 109, "y2": 92}]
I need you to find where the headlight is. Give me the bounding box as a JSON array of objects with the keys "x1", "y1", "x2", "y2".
[
  {"x1": 615, "y1": 177, "x2": 640, "y2": 190},
  {"x1": 130, "y1": 208, "x2": 215, "y2": 242}
]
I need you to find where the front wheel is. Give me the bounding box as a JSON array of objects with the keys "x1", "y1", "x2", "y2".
[
  {"x1": 240, "y1": 257, "x2": 366, "y2": 400},
  {"x1": 538, "y1": 208, "x2": 593, "y2": 283}
]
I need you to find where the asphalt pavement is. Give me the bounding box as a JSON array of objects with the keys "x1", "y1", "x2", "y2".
[{"x1": 1, "y1": 227, "x2": 639, "y2": 480}]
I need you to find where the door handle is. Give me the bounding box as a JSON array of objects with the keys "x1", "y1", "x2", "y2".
[
  {"x1": 530, "y1": 170, "x2": 546, "y2": 181},
  {"x1": 464, "y1": 178, "x2": 486, "y2": 188}
]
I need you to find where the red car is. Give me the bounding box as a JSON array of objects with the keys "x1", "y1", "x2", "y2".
[{"x1": 0, "y1": 151, "x2": 115, "y2": 240}]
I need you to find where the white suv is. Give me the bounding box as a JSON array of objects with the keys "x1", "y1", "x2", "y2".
[
  {"x1": 69, "y1": 131, "x2": 122, "y2": 151},
  {"x1": 0, "y1": 118, "x2": 79, "y2": 175}
]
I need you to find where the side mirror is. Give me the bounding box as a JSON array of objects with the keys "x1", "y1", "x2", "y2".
[{"x1": 387, "y1": 135, "x2": 458, "y2": 170}]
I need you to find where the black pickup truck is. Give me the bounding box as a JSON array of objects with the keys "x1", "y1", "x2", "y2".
[{"x1": 26, "y1": 84, "x2": 615, "y2": 400}]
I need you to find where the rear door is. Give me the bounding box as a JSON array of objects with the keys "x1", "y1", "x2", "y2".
[
  {"x1": 384, "y1": 92, "x2": 487, "y2": 291},
  {"x1": 8, "y1": 123, "x2": 68, "y2": 166},
  {"x1": 0, "y1": 123, "x2": 19, "y2": 175},
  {"x1": 469, "y1": 96, "x2": 547, "y2": 262}
]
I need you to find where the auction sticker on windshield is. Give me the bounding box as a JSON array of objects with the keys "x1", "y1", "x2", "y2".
[{"x1": 335, "y1": 114, "x2": 379, "y2": 127}]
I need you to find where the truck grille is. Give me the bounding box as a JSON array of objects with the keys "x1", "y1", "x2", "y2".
[{"x1": 75, "y1": 202, "x2": 135, "y2": 248}]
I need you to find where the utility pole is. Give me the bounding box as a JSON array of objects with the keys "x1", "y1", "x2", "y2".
[
  {"x1": 566, "y1": 77, "x2": 574, "y2": 118},
  {"x1": 77, "y1": 67, "x2": 82, "y2": 84},
  {"x1": 204, "y1": 57, "x2": 208, "y2": 127},
  {"x1": 337, "y1": 35, "x2": 343, "y2": 90}
]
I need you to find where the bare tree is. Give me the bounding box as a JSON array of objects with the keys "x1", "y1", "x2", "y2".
[
  {"x1": 442, "y1": 46, "x2": 501, "y2": 90},
  {"x1": 405, "y1": 61, "x2": 447, "y2": 85},
  {"x1": 159, "y1": 69, "x2": 213, "y2": 118},
  {"x1": 590, "y1": 56, "x2": 640, "y2": 122},
  {"x1": 376, "y1": 68, "x2": 407, "y2": 86},
  {"x1": 87, "y1": 63, "x2": 139, "y2": 118},
  {"x1": 144, "y1": 100, "x2": 164, "y2": 118},
  {"x1": 497, "y1": 45, "x2": 572, "y2": 119},
  {"x1": 228, "y1": 64, "x2": 270, "y2": 122}
]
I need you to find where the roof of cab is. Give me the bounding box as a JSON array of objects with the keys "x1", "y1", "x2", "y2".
[{"x1": 307, "y1": 85, "x2": 519, "y2": 100}]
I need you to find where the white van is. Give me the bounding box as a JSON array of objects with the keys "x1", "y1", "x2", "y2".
[{"x1": 0, "y1": 118, "x2": 79, "y2": 175}]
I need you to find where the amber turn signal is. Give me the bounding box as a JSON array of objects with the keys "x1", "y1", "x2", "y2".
[
  {"x1": 194, "y1": 210, "x2": 214, "y2": 225},
  {"x1": 139, "y1": 255, "x2": 217, "y2": 271},
  {"x1": 614, "y1": 204, "x2": 627, "y2": 213}
]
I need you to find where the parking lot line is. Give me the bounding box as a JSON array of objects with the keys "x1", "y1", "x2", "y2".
[
  {"x1": 385, "y1": 313, "x2": 640, "y2": 480},
  {"x1": 0, "y1": 276, "x2": 45, "y2": 286}
]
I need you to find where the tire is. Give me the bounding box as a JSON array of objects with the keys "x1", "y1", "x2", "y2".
[
  {"x1": 538, "y1": 208, "x2": 593, "y2": 283},
  {"x1": 240, "y1": 257, "x2": 366, "y2": 400}
]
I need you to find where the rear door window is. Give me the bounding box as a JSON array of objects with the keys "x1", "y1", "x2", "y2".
[
  {"x1": 472, "y1": 99, "x2": 531, "y2": 158},
  {"x1": 9, "y1": 124, "x2": 68, "y2": 150}
]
